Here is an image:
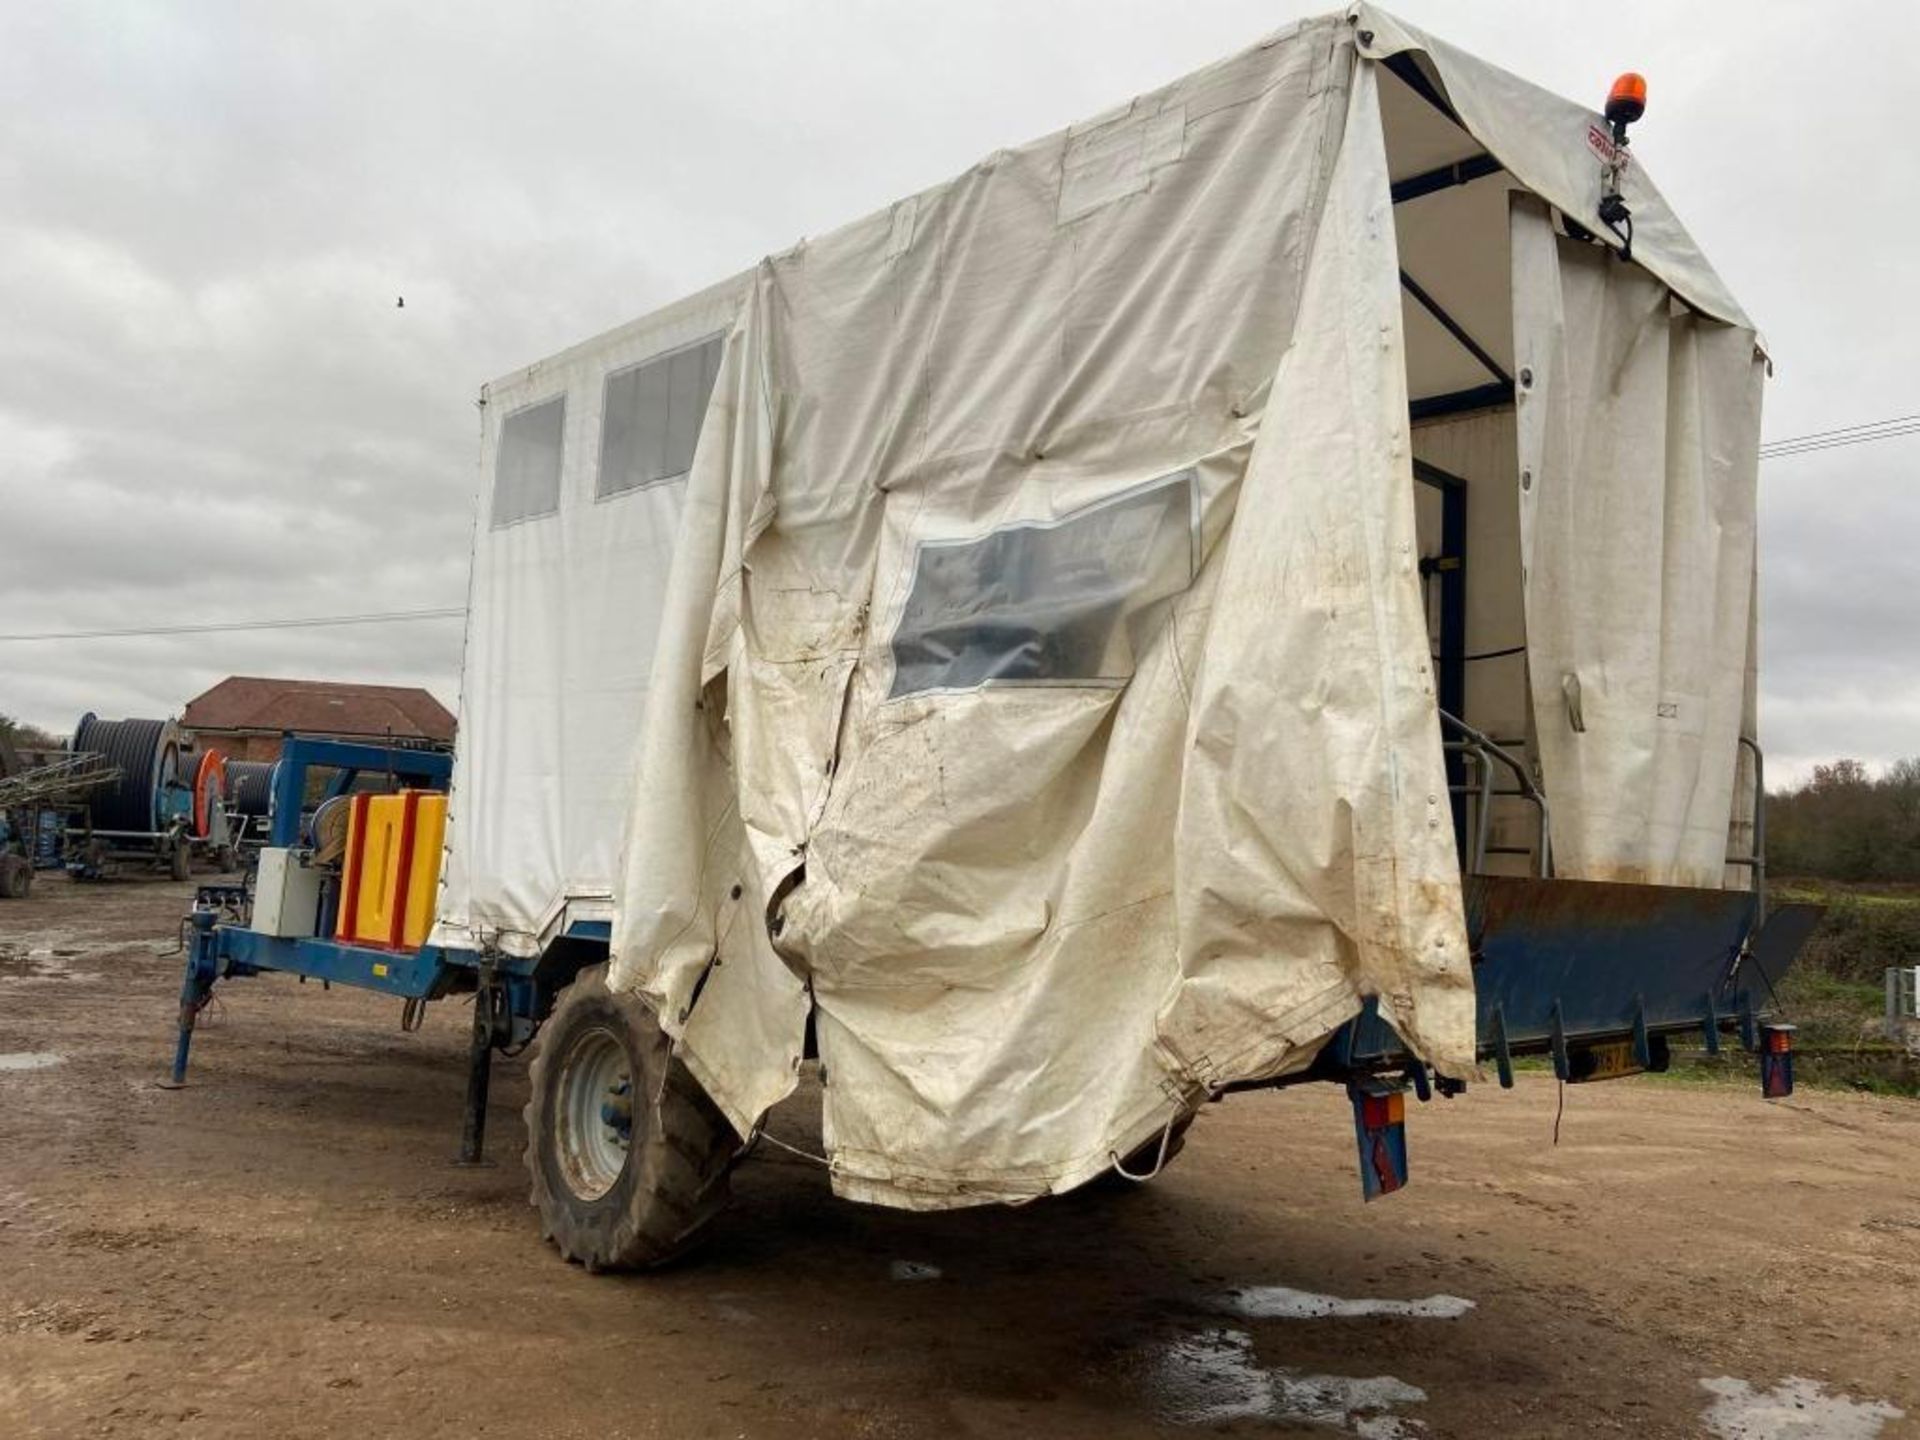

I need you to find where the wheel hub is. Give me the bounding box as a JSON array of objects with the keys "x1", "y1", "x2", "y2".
[{"x1": 555, "y1": 1027, "x2": 633, "y2": 1201}]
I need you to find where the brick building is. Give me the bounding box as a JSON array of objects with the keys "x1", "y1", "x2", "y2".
[{"x1": 180, "y1": 677, "x2": 454, "y2": 762}]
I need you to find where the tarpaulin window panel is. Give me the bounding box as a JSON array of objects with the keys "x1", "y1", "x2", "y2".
[
  {"x1": 435, "y1": 274, "x2": 751, "y2": 960},
  {"x1": 597, "y1": 335, "x2": 725, "y2": 498},
  {"x1": 889, "y1": 470, "x2": 1200, "y2": 698},
  {"x1": 490, "y1": 395, "x2": 565, "y2": 528}
]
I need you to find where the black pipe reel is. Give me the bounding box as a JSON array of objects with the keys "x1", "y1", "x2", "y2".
[
  {"x1": 223, "y1": 761, "x2": 275, "y2": 819},
  {"x1": 69, "y1": 713, "x2": 181, "y2": 834}
]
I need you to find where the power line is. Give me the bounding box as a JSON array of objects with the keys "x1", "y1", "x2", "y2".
[
  {"x1": 0, "y1": 607, "x2": 466, "y2": 644},
  {"x1": 1762, "y1": 411, "x2": 1920, "y2": 448},
  {"x1": 1761, "y1": 427, "x2": 1920, "y2": 457},
  {"x1": 1760, "y1": 414, "x2": 1920, "y2": 459}
]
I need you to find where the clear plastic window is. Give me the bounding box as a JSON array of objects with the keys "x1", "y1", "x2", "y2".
[
  {"x1": 490, "y1": 395, "x2": 565, "y2": 528},
  {"x1": 597, "y1": 334, "x2": 725, "y2": 498},
  {"x1": 890, "y1": 470, "x2": 1199, "y2": 698}
]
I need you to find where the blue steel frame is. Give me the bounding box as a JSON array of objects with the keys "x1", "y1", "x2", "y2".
[
  {"x1": 165, "y1": 737, "x2": 619, "y2": 1093},
  {"x1": 1303, "y1": 875, "x2": 1817, "y2": 1089},
  {"x1": 264, "y1": 736, "x2": 452, "y2": 848},
  {"x1": 202, "y1": 920, "x2": 610, "y2": 1008},
  {"x1": 168, "y1": 739, "x2": 1815, "y2": 1176}
]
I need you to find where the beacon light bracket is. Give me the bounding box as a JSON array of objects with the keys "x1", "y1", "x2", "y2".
[{"x1": 1597, "y1": 72, "x2": 1646, "y2": 260}]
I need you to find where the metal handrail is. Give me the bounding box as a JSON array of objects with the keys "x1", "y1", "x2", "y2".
[
  {"x1": 1439, "y1": 708, "x2": 1551, "y2": 878},
  {"x1": 1722, "y1": 735, "x2": 1766, "y2": 916},
  {"x1": 1439, "y1": 718, "x2": 1760, "y2": 898}
]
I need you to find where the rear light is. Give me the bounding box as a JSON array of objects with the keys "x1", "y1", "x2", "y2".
[
  {"x1": 1360, "y1": 1089, "x2": 1405, "y2": 1130},
  {"x1": 1349, "y1": 1080, "x2": 1410, "y2": 1201},
  {"x1": 1759, "y1": 1023, "x2": 1796, "y2": 1098}
]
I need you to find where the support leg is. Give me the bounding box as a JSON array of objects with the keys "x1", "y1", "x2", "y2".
[
  {"x1": 159, "y1": 907, "x2": 220, "y2": 1089},
  {"x1": 457, "y1": 976, "x2": 499, "y2": 1165}
]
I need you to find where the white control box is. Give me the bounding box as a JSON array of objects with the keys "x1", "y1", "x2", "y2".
[{"x1": 253, "y1": 847, "x2": 323, "y2": 938}]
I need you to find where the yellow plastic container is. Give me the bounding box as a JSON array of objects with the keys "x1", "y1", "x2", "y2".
[{"x1": 339, "y1": 790, "x2": 446, "y2": 950}]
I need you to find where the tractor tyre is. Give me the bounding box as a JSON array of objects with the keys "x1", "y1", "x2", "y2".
[
  {"x1": 524, "y1": 964, "x2": 739, "y2": 1271},
  {"x1": 0, "y1": 856, "x2": 30, "y2": 900}
]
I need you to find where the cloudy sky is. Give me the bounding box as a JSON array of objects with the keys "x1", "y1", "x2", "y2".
[{"x1": 2, "y1": 1, "x2": 1915, "y2": 784}]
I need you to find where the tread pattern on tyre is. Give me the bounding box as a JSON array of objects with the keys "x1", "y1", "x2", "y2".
[{"x1": 524, "y1": 964, "x2": 739, "y2": 1271}]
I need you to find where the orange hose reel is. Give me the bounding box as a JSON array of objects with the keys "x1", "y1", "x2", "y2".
[{"x1": 192, "y1": 749, "x2": 228, "y2": 839}]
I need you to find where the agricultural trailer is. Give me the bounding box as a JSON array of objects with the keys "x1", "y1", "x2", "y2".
[
  {"x1": 171, "y1": 5, "x2": 1817, "y2": 1269},
  {"x1": 64, "y1": 714, "x2": 237, "y2": 880}
]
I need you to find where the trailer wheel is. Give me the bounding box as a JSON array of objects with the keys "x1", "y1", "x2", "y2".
[
  {"x1": 168, "y1": 835, "x2": 191, "y2": 881},
  {"x1": 0, "y1": 856, "x2": 30, "y2": 900},
  {"x1": 524, "y1": 964, "x2": 739, "y2": 1271}
]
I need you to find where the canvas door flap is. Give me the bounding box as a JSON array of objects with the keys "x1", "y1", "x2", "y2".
[
  {"x1": 724, "y1": 22, "x2": 1382, "y2": 1206},
  {"x1": 613, "y1": 18, "x2": 1488, "y2": 1207},
  {"x1": 608, "y1": 287, "x2": 789, "y2": 1028},
  {"x1": 1160, "y1": 57, "x2": 1476, "y2": 1085},
  {"x1": 1510, "y1": 196, "x2": 1762, "y2": 888}
]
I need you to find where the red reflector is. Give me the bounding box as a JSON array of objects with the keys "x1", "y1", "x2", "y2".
[
  {"x1": 1361, "y1": 1091, "x2": 1405, "y2": 1129},
  {"x1": 1759, "y1": 1023, "x2": 1797, "y2": 1099}
]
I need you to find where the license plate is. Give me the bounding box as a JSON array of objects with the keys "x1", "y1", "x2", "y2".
[{"x1": 1575, "y1": 1039, "x2": 1642, "y2": 1082}]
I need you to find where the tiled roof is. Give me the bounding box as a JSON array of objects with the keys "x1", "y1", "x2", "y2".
[{"x1": 181, "y1": 676, "x2": 454, "y2": 741}]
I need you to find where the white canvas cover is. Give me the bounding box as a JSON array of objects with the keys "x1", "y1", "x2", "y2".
[
  {"x1": 434, "y1": 8, "x2": 1765, "y2": 1208},
  {"x1": 1509, "y1": 197, "x2": 1764, "y2": 887},
  {"x1": 436, "y1": 277, "x2": 749, "y2": 950}
]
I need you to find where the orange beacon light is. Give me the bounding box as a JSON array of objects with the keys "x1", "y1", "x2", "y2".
[{"x1": 1606, "y1": 72, "x2": 1647, "y2": 140}]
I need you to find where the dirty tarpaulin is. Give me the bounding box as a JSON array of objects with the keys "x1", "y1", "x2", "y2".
[
  {"x1": 1509, "y1": 195, "x2": 1764, "y2": 890},
  {"x1": 606, "y1": 13, "x2": 1475, "y2": 1210}
]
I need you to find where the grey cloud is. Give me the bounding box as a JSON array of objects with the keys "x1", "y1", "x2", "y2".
[{"x1": 2, "y1": 0, "x2": 1916, "y2": 791}]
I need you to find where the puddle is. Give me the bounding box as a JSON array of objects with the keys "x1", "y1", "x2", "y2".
[
  {"x1": 1137, "y1": 1284, "x2": 1471, "y2": 1430},
  {"x1": 0, "y1": 939, "x2": 114, "y2": 984},
  {"x1": 890, "y1": 1260, "x2": 941, "y2": 1282},
  {"x1": 1227, "y1": 1286, "x2": 1474, "y2": 1321},
  {"x1": 1149, "y1": 1328, "x2": 1427, "y2": 1436},
  {"x1": 1701, "y1": 1377, "x2": 1904, "y2": 1439},
  {"x1": 0, "y1": 1052, "x2": 66, "y2": 1072}
]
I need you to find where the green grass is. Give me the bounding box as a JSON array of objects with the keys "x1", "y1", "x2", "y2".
[
  {"x1": 1689, "y1": 878, "x2": 1916, "y2": 1095},
  {"x1": 1769, "y1": 965, "x2": 1884, "y2": 1048},
  {"x1": 1773, "y1": 878, "x2": 1920, "y2": 986}
]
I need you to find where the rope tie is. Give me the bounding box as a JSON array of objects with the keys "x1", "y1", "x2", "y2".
[{"x1": 1107, "y1": 1111, "x2": 1181, "y2": 1184}]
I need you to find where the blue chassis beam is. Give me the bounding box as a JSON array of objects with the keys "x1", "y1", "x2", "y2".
[
  {"x1": 170, "y1": 912, "x2": 615, "y2": 1089},
  {"x1": 1313, "y1": 874, "x2": 1818, "y2": 1085},
  {"x1": 208, "y1": 919, "x2": 613, "y2": 1004},
  {"x1": 171, "y1": 870, "x2": 1814, "y2": 1166},
  {"x1": 193, "y1": 875, "x2": 1812, "y2": 1088},
  {"x1": 177, "y1": 733, "x2": 1816, "y2": 1107},
  {"x1": 219, "y1": 930, "x2": 487, "y2": 999}
]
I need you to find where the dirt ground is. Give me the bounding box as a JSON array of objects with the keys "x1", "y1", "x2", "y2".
[{"x1": 3, "y1": 875, "x2": 1917, "y2": 1440}]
